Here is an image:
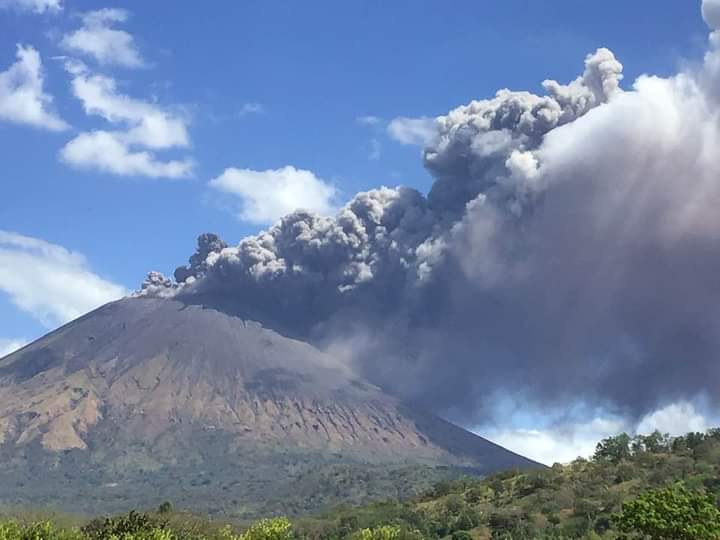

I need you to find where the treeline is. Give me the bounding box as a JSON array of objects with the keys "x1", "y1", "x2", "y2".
[
  {"x1": 0, "y1": 511, "x2": 294, "y2": 540},
  {"x1": 4, "y1": 429, "x2": 720, "y2": 539},
  {"x1": 593, "y1": 429, "x2": 720, "y2": 462}
]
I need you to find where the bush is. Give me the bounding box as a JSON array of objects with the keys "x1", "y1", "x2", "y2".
[
  {"x1": 157, "y1": 502, "x2": 173, "y2": 515},
  {"x1": 352, "y1": 526, "x2": 401, "y2": 540},
  {"x1": 238, "y1": 518, "x2": 292, "y2": 540},
  {"x1": 0, "y1": 521, "x2": 83, "y2": 540},
  {"x1": 444, "y1": 494, "x2": 465, "y2": 515},
  {"x1": 82, "y1": 512, "x2": 165, "y2": 540},
  {"x1": 451, "y1": 512, "x2": 477, "y2": 532},
  {"x1": 613, "y1": 484, "x2": 720, "y2": 540}
]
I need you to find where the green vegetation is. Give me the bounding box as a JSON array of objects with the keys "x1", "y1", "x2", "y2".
[
  {"x1": 295, "y1": 428, "x2": 720, "y2": 539},
  {"x1": 0, "y1": 514, "x2": 294, "y2": 540},
  {"x1": 4, "y1": 429, "x2": 720, "y2": 539},
  {"x1": 237, "y1": 518, "x2": 293, "y2": 540},
  {"x1": 613, "y1": 485, "x2": 720, "y2": 539},
  {"x1": 0, "y1": 439, "x2": 466, "y2": 519}
]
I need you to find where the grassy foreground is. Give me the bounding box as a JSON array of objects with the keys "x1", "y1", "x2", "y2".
[{"x1": 4, "y1": 429, "x2": 720, "y2": 539}]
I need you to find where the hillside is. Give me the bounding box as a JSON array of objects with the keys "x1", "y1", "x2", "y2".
[
  {"x1": 0, "y1": 296, "x2": 538, "y2": 517},
  {"x1": 2, "y1": 429, "x2": 720, "y2": 539},
  {"x1": 293, "y1": 428, "x2": 720, "y2": 539}
]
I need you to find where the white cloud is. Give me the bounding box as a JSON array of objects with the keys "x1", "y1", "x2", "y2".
[
  {"x1": 239, "y1": 102, "x2": 264, "y2": 116},
  {"x1": 209, "y1": 165, "x2": 339, "y2": 224},
  {"x1": 482, "y1": 401, "x2": 717, "y2": 466},
  {"x1": 0, "y1": 0, "x2": 61, "y2": 13},
  {"x1": 61, "y1": 8, "x2": 143, "y2": 68},
  {"x1": 0, "y1": 338, "x2": 27, "y2": 357},
  {"x1": 483, "y1": 416, "x2": 625, "y2": 466},
  {"x1": 61, "y1": 130, "x2": 193, "y2": 178},
  {"x1": 387, "y1": 116, "x2": 437, "y2": 145},
  {"x1": 636, "y1": 402, "x2": 709, "y2": 435},
  {"x1": 59, "y1": 62, "x2": 193, "y2": 179},
  {"x1": 0, "y1": 231, "x2": 128, "y2": 328},
  {"x1": 0, "y1": 44, "x2": 68, "y2": 131},
  {"x1": 66, "y1": 62, "x2": 188, "y2": 148}
]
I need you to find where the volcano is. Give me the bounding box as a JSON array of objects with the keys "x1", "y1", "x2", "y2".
[{"x1": 0, "y1": 296, "x2": 539, "y2": 517}]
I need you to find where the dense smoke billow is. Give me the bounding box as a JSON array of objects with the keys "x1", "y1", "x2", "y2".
[{"x1": 143, "y1": 6, "x2": 720, "y2": 426}]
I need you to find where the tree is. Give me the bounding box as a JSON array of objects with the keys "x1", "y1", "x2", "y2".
[
  {"x1": 0, "y1": 520, "x2": 84, "y2": 540},
  {"x1": 444, "y1": 494, "x2": 465, "y2": 515},
  {"x1": 451, "y1": 511, "x2": 477, "y2": 532},
  {"x1": 238, "y1": 518, "x2": 293, "y2": 540},
  {"x1": 594, "y1": 433, "x2": 632, "y2": 463},
  {"x1": 157, "y1": 501, "x2": 173, "y2": 514},
  {"x1": 352, "y1": 525, "x2": 424, "y2": 540},
  {"x1": 613, "y1": 485, "x2": 720, "y2": 539},
  {"x1": 82, "y1": 511, "x2": 163, "y2": 540},
  {"x1": 631, "y1": 431, "x2": 670, "y2": 454}
]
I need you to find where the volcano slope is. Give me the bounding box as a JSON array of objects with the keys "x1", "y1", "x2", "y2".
[{"x1": 0, "y1": 297, "x2": 539, "y2": 517}]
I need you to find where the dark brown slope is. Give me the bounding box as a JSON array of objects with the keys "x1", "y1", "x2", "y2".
[{"x1": 0, "y1": 297, "x2": 539, "y2": 516}]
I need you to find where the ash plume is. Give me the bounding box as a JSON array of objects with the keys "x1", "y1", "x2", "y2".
[{"x1": 143, "y1": 7, "x2": 720, "y2": 425}]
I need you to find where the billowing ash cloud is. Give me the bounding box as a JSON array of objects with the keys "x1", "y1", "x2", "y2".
[
  {"x1": 425, "y1": 47, "x2": 622, "y2": 217},
  {"x1": 143, "y1": 13, "x2": 720, "y2": 426},
  {"x1": 704, "y1": 0, "x2": 720, "y2": 29}
]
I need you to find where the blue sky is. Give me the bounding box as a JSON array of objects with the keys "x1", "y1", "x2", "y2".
[{"x1": 0, "y1": 1, "x2": 713, "y2": 461}]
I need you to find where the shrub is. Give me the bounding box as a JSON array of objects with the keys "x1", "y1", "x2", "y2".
[
  {"x1": 238, "y1": 518, "x2": 292, "y2": 540},
  {"x1": 0, "y1": 521, "x2": 83, "y2": 540},
  {"x1": 613, "y1": 484, "x2": 720, "y2": 540},
  {"x1": 82, "y1": 511, "x2": 164, "y2": 540},
  {"x1": 352, "y1": 526, "x2": 401, "y2": 540}
]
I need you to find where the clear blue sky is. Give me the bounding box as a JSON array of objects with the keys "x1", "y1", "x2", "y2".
[{"x1": 0, "y1": 0, "x2": 709, "y2": 344}]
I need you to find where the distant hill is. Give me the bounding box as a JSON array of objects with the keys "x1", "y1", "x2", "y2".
[{"x1": 0, "y1": 296, "x2": 539, "y2": 518}]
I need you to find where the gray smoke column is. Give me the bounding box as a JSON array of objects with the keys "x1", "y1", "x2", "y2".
[
  {"x1": 424, "y1": 47, "x2": 622, "y2": 217},
  {"x1": 144, "y1": 18, "x2": 720, "y2": 425}
]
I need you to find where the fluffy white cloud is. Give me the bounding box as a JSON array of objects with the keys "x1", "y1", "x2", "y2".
[
  {"x1": 66, "y1": 62, "x2": 188, "y2": 148},
  {"x1": 387, "y1": 116, "x2": 437, "y2": 145},
  {"x1": 0, "y1": 0, "x2": 61, "y2": 13},
  {"x1": 61, "y1": 8, "x2": 143, "y2": 68},
  {"x1": 209, "y1": 165, "x2": 339, "y2": 224},
  {"x1": 0, "y1": 338, "x2": 26, "y2": 357},
  {"x1": 0, "y1": 44, "x2": 68, "y2": 131},
  {"x1": 61, "y1": 130, "x2": 193, "y2": 178},
  {"x1": 0, "y1": 231, "x2": 128, "y2": 328},
  {"x1": 59, "y1": 62, "x2": 193, "y2": 178}
]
